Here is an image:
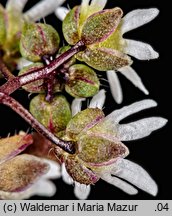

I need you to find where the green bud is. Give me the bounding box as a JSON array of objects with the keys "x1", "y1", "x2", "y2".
[
  {"x1": 65, "y1": 155, "x2": 99, "y2": 185},
  {"x1": 3, "y1": 6, "x2": 24, "y2": 55},
  {"x1": 18, "y1": 63, "x2": 45, "y2": 93},
  {"x1": 77, "y1": 47, "x2": 132, "y2": 71},
  {"x1": 20, "y1": 23, "x2": 60, "y2": 62},
  {"x1": 66, "y1": 108, "x2": 104, "y2": 140},
  {"x1": 81, "y1": 8, "x2": 123, "y2": 45},
  {"x1": 65, "y1": 64, "x2": 100, "y2": 98},
  {"x1": 62, "y1": 6, "x2": 80, "y2": 45},
  {"x1": 0, "y1": 4, "x2": 6, "y2": 47},
  {"x1": 77, "y1": 134, "x2": 128, "y2": 165},
  {"x1": 30, "y1": 94, "x2": 72, "y2": 136}
]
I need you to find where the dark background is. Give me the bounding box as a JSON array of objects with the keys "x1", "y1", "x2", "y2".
[{"x1": 0, "y1": 0, "x2": 171, "y2": 200}]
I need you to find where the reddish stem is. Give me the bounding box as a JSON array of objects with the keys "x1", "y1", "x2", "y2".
[
  {"x1": 0, "y1": 92, "x2": 76, "y2": 154},
  {"x1": 0, "y1": 41, "x2": 85, "y2": 95},
  {"x1": 0, "y1": 55, "x2": 15, "y2": 80}
]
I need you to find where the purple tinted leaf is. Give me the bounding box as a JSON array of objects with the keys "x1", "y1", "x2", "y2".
[{"x1": 81, "y1": 8, "x2": 123, "y2": 45}]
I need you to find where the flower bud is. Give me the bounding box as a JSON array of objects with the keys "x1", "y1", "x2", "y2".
[
  {"x1": 20, "y1": 23, "x2": 60, "y2": 62},
  {"x1": 30, "y1": 94, "x2": 71, "y2": 136},
  {"x1": 65, "y1": 155, "x2": 99, "y2": 185},
  {"x1": 66, "y1": 108, "x2": 104, "y2": 140},
  {"x1": 62, "y1": 6, "x2": 80, "y2": 45},
  {"x1": 77, "y1": 134, "x2": 128, "y2": 165},
  {"x1": 65, "y1": 64, "x2": 100, "y2": 98}
]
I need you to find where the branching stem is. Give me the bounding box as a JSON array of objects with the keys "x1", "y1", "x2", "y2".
[
  {"x1": 0, "y1": 92, "x2": 76, "y2": 154},
  {"x1": 0, "y1": 41, "x2": 85, "y2": 95}
]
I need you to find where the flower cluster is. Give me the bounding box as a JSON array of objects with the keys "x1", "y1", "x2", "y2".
[{"x1": 0, "y1": 0, "x2": 167, "y2": 200}]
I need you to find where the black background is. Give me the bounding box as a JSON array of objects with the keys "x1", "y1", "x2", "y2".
[{"x1": 0, "y1": 0, "x2": 171, "y2": 200}]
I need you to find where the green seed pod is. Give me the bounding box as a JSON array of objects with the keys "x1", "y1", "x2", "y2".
[
  {"x1": 62, "y1": 6, "x2": 80, "y2": 45},
  {"x1": 30, "y1": 94, "x2": 72, "y2": 136},
  {"x1": 18, "y1": 63, "x2": 45, "y2": 93},
  {"x1": 20, "y1": 23, "x2": 60, "y2": 62},
  {"x1": 0, "y1": 4, "x2": 6, "y2": 47},
  {"x1": 65, "y1": 64, "x2": 100, "y2": 98},
  {"x1": 65, "y1": 155, "x2": 99, "y2": 185},
  {"x1": 66, "y1": 108, "x2": 104, "y2": 140}
]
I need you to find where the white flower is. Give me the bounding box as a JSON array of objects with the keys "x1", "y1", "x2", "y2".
[
  {"x1": 61, "y1": 92, "x2": 167, "y2": 199},
  {"x1": 55, "y1": 0, "x2": 159, "y2": 103},
  {"x1": 6, "y1": 0, "x2": 66, "y2": 22},
  {"x1": 60, "y1": 89, "x2": 106, "y2": 200}
]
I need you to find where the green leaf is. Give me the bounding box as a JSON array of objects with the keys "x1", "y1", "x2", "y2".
[{"x1": 81, "y1": 7, "x2": 123, "y2": 45}]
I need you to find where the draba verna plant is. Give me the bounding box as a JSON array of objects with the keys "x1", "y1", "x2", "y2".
[{"x1": 0, "y1": 0, "x2": 167, "y2": 199}]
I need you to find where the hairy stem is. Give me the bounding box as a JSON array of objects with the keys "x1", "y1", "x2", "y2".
[
  {"x1": 0, "y1": 92, "x2": 76, "y2": 154},
  {"x1": 0, "y1": 41, "x2": 85, "y2": 95},
  {"x1": 0, "y1": 54, "x2": 15, "y2": 80}
]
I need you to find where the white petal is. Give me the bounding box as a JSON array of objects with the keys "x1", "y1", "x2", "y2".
[
  {"x1": 121, "y1": 8, "x2": 159, "y2": 34},
  {"x1": 55, "y1": 7, "x2": 69, "y2": 21},
  {"x1": 124, "y1": 39, "x2": 159, "y2": 60},
  {"x1": 117, "y1": 117, "x2": 168, "y2": 141},
  {"x1": 89, "y1": 89, "x2": 106, "y2": 109},
  {"x1": 105, "y1": 99, "x2": 157, "y2": 124},
  {"x1": 17, "y1": 58, "x2": 32, "y2": 70},
  {"x1": 113, "y1": 158, "x2": 158, "y2": 196},
  {"x1": 100, "y1": 172, "x2": 138, "y2": 195},
  {"x1": 119, "y1": 66, "x2": 149, "y2": 95},
  {"x1": 42, "y1": 159, "x2": 61, "y2": 179},
  {"x1": 71, "y1": 98, "x2": 86, "y2": 116},
  {"x1": 90, "y1": 0, "x2": 107, "y2": 11},
  {"x1": 61, "y1": 163, "x2": 73, "y2": 185},
  {"x1": 6, "y1": 0, "x2": 28, "y2": 12},
  {"x1": 0, "y1": 180, "x2": 56, "y2": 200},
  {"x1": 27, "y1": 179, "x2": 56, "y2": 197},
  {"x1": 24, "y1": 0, "x2": 65, "y2": 22},
  {"x1": 74, "y1": 182, "x2": 91, "y2": 200},
  {"x1": 107, "y1": 70, "x2": 123, "y2": 104}
]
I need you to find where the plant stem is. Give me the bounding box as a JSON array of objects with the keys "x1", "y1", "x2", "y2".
[
  {"x1": 0, "y1": 54, "x2": 15, "y2": 80},
  {"x1": 0, "y1": 41, "x2": 85, "y2": 95},
  {"x1": 0, "y1": 92, "x2": 76, "y2": 154}
]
